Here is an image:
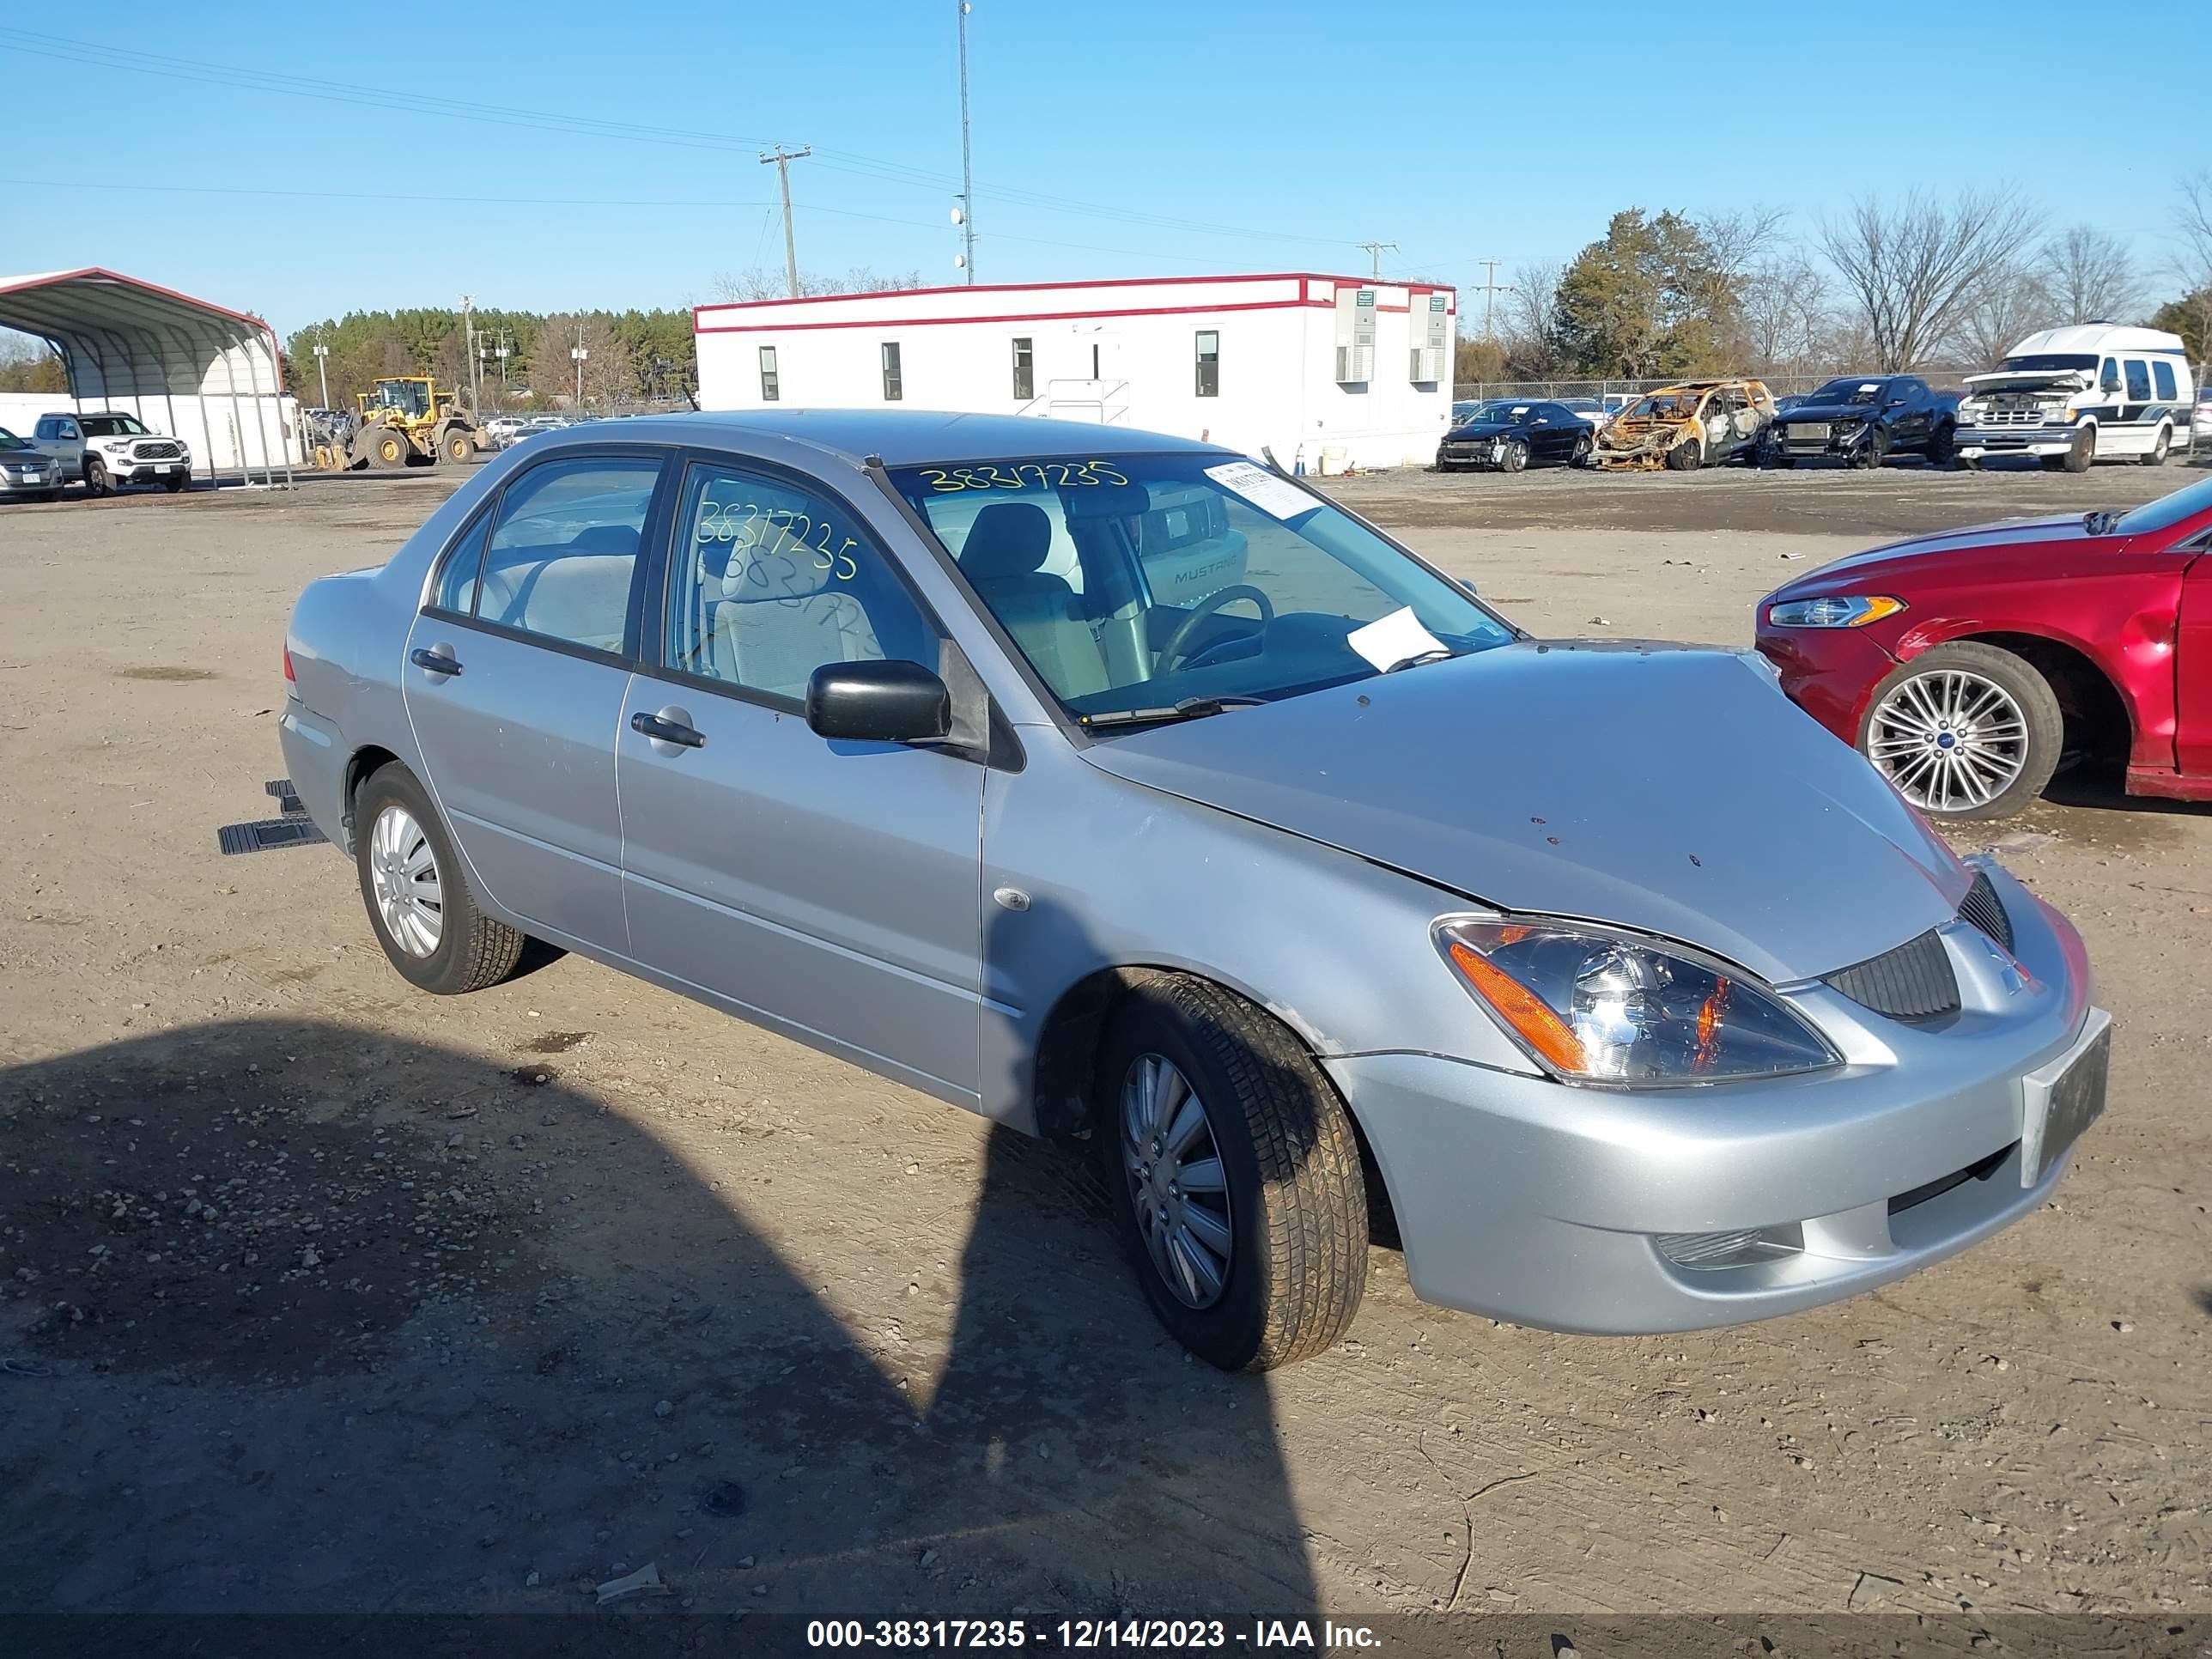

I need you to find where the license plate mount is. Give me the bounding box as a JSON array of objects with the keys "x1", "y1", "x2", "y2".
[{"x1": 2021, "y1": 1012, "x2": 2111, "y2": 1185}]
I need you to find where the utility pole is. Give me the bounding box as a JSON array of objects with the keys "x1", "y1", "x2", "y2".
[
  {"x1": 495, "y1": 329, "x2": 511, "y2": 394},
  {"x1": 758, "y1": 146, "x2": 811, "y2": 298},
  {"x1": 957, "y1": 1, "x2": 975, "y2": 283},
  {"x1": 571, "y1": 320, "x2": 587, "y2": 410},
  {"x1": 1357, "y1": 240, "x2": 1398, "y2": 280},
  {"x1": 311, "y1": 328, "x2": 330, "y2": 410},
  {"x1": 460, "y1": 294, "x2": 478, "y2": 415},
  {"x1": 1473, "y1": 259, "x2": 1510, "y2": 338}
]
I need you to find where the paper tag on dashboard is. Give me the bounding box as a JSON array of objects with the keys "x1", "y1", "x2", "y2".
[
  {"x1": 1204, "y1": 461, "x2": 1317, "y2": 520},
  {"x1": 1346, "y1": 606, "x2": 1449, "y2": 673}
]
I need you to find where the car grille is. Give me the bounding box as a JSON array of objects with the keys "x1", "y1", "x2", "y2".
[
  {"x1": 1783, "y1": 422, "x2": 1832, "y2": 442},
  {"x1": 1979, "y1": 403, "x2": 2051, "y2": 427},
  {"x1": 1824, "y1": 928, "x2": 1960, "y2": 1021},
  {"x1": 133, "y1": 441, "x2": 183, "y2": 460},
  {"x1": 1955, "y1": 869, "x2": 2013, "y2": 951}
]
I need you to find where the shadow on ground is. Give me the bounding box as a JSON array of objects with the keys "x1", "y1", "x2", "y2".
[{"x1": 0, "y1": 1018, "x2": 1316, "y2": 1620}]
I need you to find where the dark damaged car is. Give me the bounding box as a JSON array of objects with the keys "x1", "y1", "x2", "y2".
[
  {"x1": 1434, "y1": 400, "x2": 1595, "y2": 473},
  {"x1": 1761, "y1": 376, "x2": 1959, "y2": 470}
]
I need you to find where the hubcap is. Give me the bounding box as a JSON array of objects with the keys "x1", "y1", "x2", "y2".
[
  {"x1": 368, "y1": 805, "x2": 444, "y2": 956},
  {"x1": 1867, "y1": 669, "x2": 2029, "y2": 813},
  {"x1": 1120, "y1": 1054, "x2": 1233, "y2": 1310}
]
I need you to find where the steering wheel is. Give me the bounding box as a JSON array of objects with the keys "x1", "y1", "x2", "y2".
[{"x1": 1154, "y1": 585, "x2": 1276, "y2": 674}]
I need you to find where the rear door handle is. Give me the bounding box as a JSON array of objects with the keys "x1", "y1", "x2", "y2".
[
  {"x1": 631, "y1": 711, "x2": 705, "y2": 749},
  {"x1": 410, "y1": 647, "x2": 463, "y2": 676}
]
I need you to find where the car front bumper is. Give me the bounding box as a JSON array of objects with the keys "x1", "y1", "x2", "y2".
[
  {"x1": 1753, "y1": 622, "x2": 1899, "y2": 743},
  {"x1": 0, "y1": 467, "x2": 62, "y2": 495},
  {"x1": 1329, "y1": 865, "x2": 2100, "y2": 1334},
  {"x1": 1770, "y1": 423, "x2": 1875, "y2": 459},
  {"x1": 1954, "y1": 425, "x2": 2075, "y2": 457},
  {"x1": 1437, "y1": 441, "x2": 1512, "y2": 469}
]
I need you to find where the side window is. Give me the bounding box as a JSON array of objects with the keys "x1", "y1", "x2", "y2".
[
  {"x1": 2124, "y1": 359, "x2": 2152, "y2": 402},
  {"x1": 432, "y1": 511, "x2": 492, "y2": 615},
  {"x1": 477, "y1": 455, "x2": 661, "y2": 653},
  {"x1": 665, "y1": 464, "x2": 935, "y2": 703},
  {"x1": 59, "y1": 419, "x2": 79, "y2": 440},
  {"x1": 33, "y1": 417, "x2": 54, "y2": 440},
  {"x1": 2100, "y1": 357, "x2": 2122, "y2": 394},
  {"x1": 2153, "y1": 361, "x2": 2177, "y2": 402},
  {"x1": 758, "y1": 346, "x2": 780, "y2": 403}
]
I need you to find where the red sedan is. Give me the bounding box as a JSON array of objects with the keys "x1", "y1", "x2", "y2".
[{"x1": 1757, "y1": 474, "x2": 2212, "y2": 818}]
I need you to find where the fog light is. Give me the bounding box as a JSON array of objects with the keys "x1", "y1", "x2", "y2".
[{"x1": 1655, "y1": 1226, "x2": 1802, "y2": 1271}]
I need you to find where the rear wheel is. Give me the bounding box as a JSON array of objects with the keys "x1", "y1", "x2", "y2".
[
  {"x1": 354, "y1": 763, "x2": 526, "y2": 994},
  {"x1": 1095, "y1": 976, "x2": 1368, "y2": 1371},
  {"x1": 1663, "y1": 436, "x2": 1703, "y2": 471},
  {"x1": 2141, "y1": 423, "x2": 2171, "y2": 466},
  {"x1": 1569, "y1": 433, "x2": 1592, "y2": 466},
  {"x1": 1857, "y1": 642, "x2": 2063, "y2": 820}
]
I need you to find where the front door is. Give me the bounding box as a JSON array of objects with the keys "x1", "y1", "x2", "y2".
[
  {"x1": 2178, "y1": 547, "x2": 2212, "y2": 780},
  {"x1": 403, "y1": 450, "x2": 668, "y2": 951},
  {"x1": 616, "y1": 455, "x2": 988, "y2": 1104}
]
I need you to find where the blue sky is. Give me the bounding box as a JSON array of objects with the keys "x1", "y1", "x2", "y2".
[{"x1": 1, "y1": 1, "x2": 2206, "y2": 334}]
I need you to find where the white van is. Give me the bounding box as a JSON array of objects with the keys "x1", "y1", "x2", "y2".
[{"x1": 1952, "y1": 324, "x2": 2195, "y2": 471}]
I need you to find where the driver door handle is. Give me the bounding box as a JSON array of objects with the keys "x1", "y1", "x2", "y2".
[
  {"x1": 631, "y1": 711, "x2": 705, "y2": 749},
  {"x1": 410, "y1": 647, "x2": 463, "y2": 676}
]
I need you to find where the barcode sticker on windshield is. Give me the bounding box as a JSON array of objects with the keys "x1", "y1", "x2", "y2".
[{"x1": 1205, "y1": 461, "x2": 1317, "y2": 520}]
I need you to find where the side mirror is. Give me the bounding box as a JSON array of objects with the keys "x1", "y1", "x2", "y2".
[{"x1": 805, "y1": 659, "x2": 951, "y2": 744}]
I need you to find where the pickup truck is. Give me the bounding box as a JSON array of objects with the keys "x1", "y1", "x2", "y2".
[
  {"x1": 1759, "y1": 375, "x2": 1958, "y2": 468},
  {"x1": 30, "y1": 410, "x2": 192, "y2": 495}
]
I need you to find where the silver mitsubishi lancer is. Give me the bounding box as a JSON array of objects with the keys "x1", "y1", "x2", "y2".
[{"x1": 279, "y1": 410, "x2": 2109, "y2": 1370}]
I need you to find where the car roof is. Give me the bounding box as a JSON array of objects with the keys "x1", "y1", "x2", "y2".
[{"x1": 524, "y1": 409, "x2": 1233, "y2": 467}]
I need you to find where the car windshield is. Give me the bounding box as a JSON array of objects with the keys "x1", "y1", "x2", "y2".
[
  {"x1": 1458, "y1": 402, "x2": 1532, "y2": 423},
  {"x1": 1622, "y1": 392, "x2": 1699, "y2": 419},
  {"x1": 81, "y1": 415, "x2": 151, "y2": 437},
  {"x1": 0, "y1": 428, "x2": 28, "y2": 451},
  {"x1": 2002, "y1": 354, "x2": 2097, "y2": 374},
  {"x1": 1810, "y1": 380, "x2": 1885, "y2": 404},
  {"x1": 2111, "y1": 474, "x2": 2212, "y2": 538},
  {"x1": 890, "y1": 453, "x2": 1516, "y2": 721}
]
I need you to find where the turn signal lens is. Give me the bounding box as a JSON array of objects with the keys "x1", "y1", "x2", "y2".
[
  {"x1": 1765, "y1": 595, "x2": 1905, "y2": 629},
  {"x1": 1437, "y1": 918, "x2": 1841, "y2": 1087},
  {"x1": 283, "y1": 647, "x2": 295, "y2": 683}
]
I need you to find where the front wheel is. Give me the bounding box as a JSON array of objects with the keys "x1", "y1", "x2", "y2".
[
  {"x1": 1854, "y1": 428, "x2": 1891, "y2": 471},
  {"x1": 163, "y1": 472, "x2": 188, "y2": 493},
  {"x1": 1663, "y1": 436, "x2": 1703, "y2": 471},
  {"x1": 354, "y1": 763, "x2": 526, "y2": 994},
  {"x1": 2050, "y1": 426, "x2": 2095, "y2": 473},
  {"x1": 1925, "y1": 422, "x2": 1957, "y2": 467},
  {"x1": 1501, "y1": 438, "x2": 1528, "y2": 473},
  {"x1": 82, "y1": 457, "x2": 112, "y2": 497},
  {"x1": 1095, "y1": 976, "x2": 1368, "y2": 1371},
  {"x1": 440, "y1": 428, "x2": 475, "y2": 465},
  {"x1": 1858, "y1": 642, "x2": 2063, "y2": 819}
]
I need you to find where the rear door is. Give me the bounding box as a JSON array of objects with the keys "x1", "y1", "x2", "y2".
[
  {"x1": 403, "y1": 448, "x2": 671, "y2": 952},
  {"x1": 615, "y1": 453, "x2": 988, "y2": 1104}
]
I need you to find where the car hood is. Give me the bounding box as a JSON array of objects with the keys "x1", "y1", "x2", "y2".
[
  {"x1": 1964, "y1": 368, "x2": 2090, "y2": 393},
  {"x1": 1077, "y1": 641, "x2": 1968, "y2": 984},
  {"x1": 1774, "y1": 401, "x2": 1879, "y2": 423},
  {"x1": 1766, "y1": 514, "x2": 2094, "y2": 593}
]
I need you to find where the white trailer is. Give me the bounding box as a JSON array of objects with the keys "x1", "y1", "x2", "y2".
[{"x1": 694, "y1": 273, "x2": 1456, "y2": 473}]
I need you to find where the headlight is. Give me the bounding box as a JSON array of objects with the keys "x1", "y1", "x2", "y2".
[
  {"x1": 1436, "y1": 918, "x2": 1840, "y2": 1085},
  {"x1": 1765, "y1": 595, "x2": 1905, "y2": 628}
]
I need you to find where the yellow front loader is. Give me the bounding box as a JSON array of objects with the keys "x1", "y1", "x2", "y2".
[{"x1": 330, "y1": 377, "x2": 483, "y2": 470}]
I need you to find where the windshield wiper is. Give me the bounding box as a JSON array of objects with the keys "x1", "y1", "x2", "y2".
[
  {"x1": 2082, "y1": 509, "x2": 2121, "y2": 536},
  {"x1": 1078, "y1": 696, "x2": 1267, "y2": 729},
  {"x1": 1381, "y1": 647, "x2": 1461, "y2": 674}
]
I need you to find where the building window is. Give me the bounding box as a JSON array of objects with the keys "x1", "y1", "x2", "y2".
[
  {"x1": 757, "y1": 346, "x2": 780, "y2": 403},
  {"x1": 1012, "y1": 337, "x2": 1034, "y2": 401},
  {"x1": 881, "y1": 342, "x2": 903, "y2": 402},
  {"x1": 1194, "y1": 331, "x2": 1219, "y2": 398}
]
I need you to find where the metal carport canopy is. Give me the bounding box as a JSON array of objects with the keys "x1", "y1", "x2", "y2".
[{"x1": 0, "y1": 265, "x2": 291, "y2": 486}]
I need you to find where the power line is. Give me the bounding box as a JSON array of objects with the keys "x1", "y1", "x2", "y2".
[
  {"x1": 1356, "y1": 241, "x2": 1398, "y2": 280},
  {"x1": 758, "y1": 147, "x2": 811, "y2": 298},
  {"x1": 0, "y1": 29, "x2": 1370, "y2": 258}
]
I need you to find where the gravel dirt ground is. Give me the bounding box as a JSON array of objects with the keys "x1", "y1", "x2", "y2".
[{"x1": 1, "y1": 458, "x2": 2208, "y2": 1641}]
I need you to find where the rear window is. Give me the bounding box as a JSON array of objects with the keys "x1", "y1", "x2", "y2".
[
  {"x1": 2154, "y1": 361, "x2": 2178, "y2": 401},
  {"x1": 2124, "y1": 361, "x2": 2152, "y2": 401}
]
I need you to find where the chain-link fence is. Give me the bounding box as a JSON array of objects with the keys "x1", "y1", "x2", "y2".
[{"x1": 1452, "y1": 369, "x2": 1978, "y2": 403}]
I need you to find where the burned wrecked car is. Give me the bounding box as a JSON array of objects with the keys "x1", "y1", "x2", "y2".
[{"x1": 1591, "y1": 380, "x2": 1776, "y2": 471}]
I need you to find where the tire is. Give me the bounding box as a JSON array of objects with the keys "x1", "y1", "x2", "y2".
[
  {"x1": 1856, "y1": 641, "x2": 2063, "y2": 820},
  {"x1": 354, "y1": 762, "x2": 526, "y2": 994},
  {"x1": 1569, "y1": 434, "x2": 1592, "y2": 467},
  {"x1": 82, "y1": 456, "x2": 111, "y2": 497},
  {"x1": 1925, "y1": 422, "x2": 1957, "y2": 468},
  {"x1": 2141, "y1": 423, "x2": 2171, "y2": 466},
  {"x1": 2060, "y1": 426, "x2": 2095, "y2": 474},
  {"x1": 163, "y1": 472, "x2": 188, "y2": 493},
  {"x1": 1501, "y1": 439, "x2": 1528, "y2": 473},
  {"x1": 439, "y1": 428, "x2": 474, "y2": 465},
  {"x1": 1094, "y1": 975, "x2": 1368, "y2": 1371},
  {"x1": 1854, "y1": 428, "x2": 1891, "y2": 471},
  {"x1": 365, "y1": 428, "x2": 409, "y2": 471},
  {"x1": 1663, "y1": 436, "x2": 1703, "y2": 471}
]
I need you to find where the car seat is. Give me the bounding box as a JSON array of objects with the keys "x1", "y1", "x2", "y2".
[{"x1": 957, "y1": 501, "x2": 1110, "y2": 697}]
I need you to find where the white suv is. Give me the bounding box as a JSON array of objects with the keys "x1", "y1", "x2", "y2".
[{"x1": 31, "y1": 410, "x2": 193, "y2": 495}]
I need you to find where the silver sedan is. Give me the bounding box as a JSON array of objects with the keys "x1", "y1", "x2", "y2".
[{"x1": 279, "y1": 411, "x2": 2108, "y2": 1370}]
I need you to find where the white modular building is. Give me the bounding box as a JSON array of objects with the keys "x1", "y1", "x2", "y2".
[{"x1": 694, "y1": 273, "x2": 1456, "y2": 472}]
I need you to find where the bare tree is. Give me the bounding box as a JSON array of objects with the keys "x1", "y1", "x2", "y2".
[
  {"x1": 1499, "y1": 259, "x2": 1564, "y2": 374},
  {"x1": 1952, "y1": 264, "x2": 2054, "y2": 368},
  {"x1": 2039, "y1": 225, "x2": 2139, "y2": 325},
  {"x1": 2180, "y1": 172, "x2": 2212, "y2": 291},
  {"x1": 1739, "y1": 252, "x2": 1830, "y2": 373},
  {"x1": 1818, "y1": 188, "x2": 2045, "y2": 369},
  {"x1": 710, "y1": 266, "x2": 925, "y2": 303},
  {"x1": 1698, "y1": 206, "x2": 1790, "y2": 283}
]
